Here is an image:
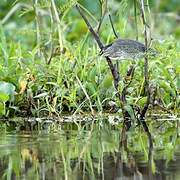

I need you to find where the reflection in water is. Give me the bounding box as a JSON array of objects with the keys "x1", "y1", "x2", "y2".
[{"x1": 0, "y1": 120, "x2": 179, "y2": 180}]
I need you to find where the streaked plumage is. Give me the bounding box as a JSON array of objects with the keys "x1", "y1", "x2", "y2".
[{"x1": 100, "y1": 39, "x2": 148, "y2": 60}]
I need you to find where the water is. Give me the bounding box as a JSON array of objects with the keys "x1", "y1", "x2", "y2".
[{"x1": 0, "y1": 119, "x2": 179, "y2": 180}]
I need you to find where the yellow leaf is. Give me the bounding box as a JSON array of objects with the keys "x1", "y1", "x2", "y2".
[
  {"x1": 21, "y1": 148, "x2": 30, "y2": 160},
  {"x1": 19, "y1": 80, "x2": 27, "y2": 94}
]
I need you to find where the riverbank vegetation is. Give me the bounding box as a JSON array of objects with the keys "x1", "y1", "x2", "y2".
[
  {"x1": 0, "y1": 0, "x2": 179, "y2": 118},
  {"x1": 0, "y1": 1, "x2": 179, "y2": 179}
]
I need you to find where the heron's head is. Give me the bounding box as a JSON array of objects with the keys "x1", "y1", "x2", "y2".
[{"x1": 99, "y1": 44, "x2": 113, "y2": 56}]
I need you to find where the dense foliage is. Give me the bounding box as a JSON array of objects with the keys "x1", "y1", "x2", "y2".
[{"x1": 0, "y1": 0, "x2": 179, "y2": 117}]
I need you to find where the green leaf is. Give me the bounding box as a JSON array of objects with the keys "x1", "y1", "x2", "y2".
[
  {"x1": 160, "y1": 81, "x2": 176, "y2": 97},
  {"x1": 137, "y1": 97, "x2": 147, "y2": 107},
  {"x1": 0, "y1": 81, "x2": 15, "y2": 102},
  {"x1": 124, "y1": 104, "x2": 136, "y2": 120},
  {"x1": 177, "y1": 76, "x2": 180, "y2": 90},
  {"x1": 101, "y1": 74, "x2": 113, "y2": 89},
  {"x1": 86, "y1": 82, "x2": 96, "y2": 95},
  {"x1": 0, "y1": 81, "x2": 15, "y2": 96},
  {"x1": 0, "y1": 102, "x2": 5, "y2": 115},
  {"x1": 88, "y1": 68, "x2": 97, "y2": 82},
  {"x1": 0, "y1": 92, "x2": 9, "y2": 102}
]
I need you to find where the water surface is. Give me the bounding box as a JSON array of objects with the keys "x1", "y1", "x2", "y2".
[{"x1": 0, "y1": 119, "x2": 179, "y2": 180}]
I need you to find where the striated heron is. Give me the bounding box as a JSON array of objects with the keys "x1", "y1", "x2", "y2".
[
  {"x1": 75, "y1": 5, "x2": 155, "y2": 61},
  {"x1": 100, "y1": 39, "x2": 155, "y2": 60}
]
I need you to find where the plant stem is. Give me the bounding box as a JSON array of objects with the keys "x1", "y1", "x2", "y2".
[
  {"x1": 97, "y1": 0, "x2": 107, "y2": 34},
  {"x1": 109, "y1": 13, "x2": 119, "y2": 38},
  {"x1": 140, "y1": 0, "x2": 150, "y2": 106},
  {"x1": 76, "y1": 4, "x2": 132, "y2": 129},
  {"x1": 134, "y1": 0, "x2": 139, "y2": 40},
  {"x1": 51, "y1": 0, "x2": 63, "y2": 51},
  {"x1": 35, "y1": 0, "x2": 41, "y2": 57},
  {"x1": 75, "y1": 5, "x2": 104, "y2": 50},
  {"x1": 76, "y1": 75, "x2": 94, "y2": 115}
]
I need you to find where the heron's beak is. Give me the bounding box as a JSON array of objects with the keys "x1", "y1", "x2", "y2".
[{"x1": 99, "y1": 49, "x2": 103, "y2": 56}]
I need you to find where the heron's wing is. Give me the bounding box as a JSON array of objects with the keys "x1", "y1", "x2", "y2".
[
  {"x1": 101, "y1": 39, "x2": 146, "y2": 59},
  {"x1": 114, "y1": 39, "x2": 146, "y2": 53}
]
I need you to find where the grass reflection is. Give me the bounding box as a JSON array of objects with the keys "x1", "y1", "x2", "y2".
[{"x1": 0, "y1": 119, "x2": 179, "y2": 180}]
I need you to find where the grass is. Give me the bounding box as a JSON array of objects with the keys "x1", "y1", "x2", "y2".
[{"x1": 0, "y1": 0, "x2": 179, "y2": 118}]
